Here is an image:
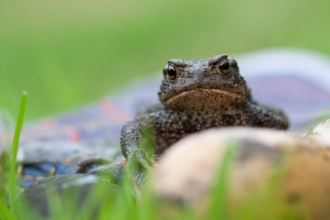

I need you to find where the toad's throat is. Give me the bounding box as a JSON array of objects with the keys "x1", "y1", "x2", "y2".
[{"x1": 166, "y1": 88, "x2": 244, "y2": 107}]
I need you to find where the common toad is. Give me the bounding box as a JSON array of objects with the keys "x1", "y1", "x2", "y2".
[{"x1": 120, "y1": 54, "x2": 289, "y2": 168}]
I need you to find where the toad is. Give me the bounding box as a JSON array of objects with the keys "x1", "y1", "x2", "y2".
[{"x1": 120, "y1": 54, "x2": 289, "y2": 168}]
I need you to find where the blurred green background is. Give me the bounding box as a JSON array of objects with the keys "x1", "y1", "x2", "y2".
[{"x1": 1, "y1": 0, "x2": 330, "y2": 120}]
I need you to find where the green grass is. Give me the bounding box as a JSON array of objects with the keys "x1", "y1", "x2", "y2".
[
  {"x1": 1, "y1": 0, "x2": 330, "y2": 119},
  {"x1": 0, "y1": 92, "x2": 27, "y2": 220},
  {"x1": 0, "y1": 1, "x2": 328, "y2": 219},
  {"x1": 0, "y1": 95, "x2": 307, "y2": 219},
  {"x1": 207, "y1": 141, "x2": 238, "y2": 220},
  {"x1": 9, "y1": 91, "x2": 27, "y2": 219},
  {"x1": 6, "y1": 141, "x2": 307, "y2": 220}
]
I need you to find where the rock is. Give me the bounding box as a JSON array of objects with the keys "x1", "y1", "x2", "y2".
[
  {"x1": 306, "y1": 119, "x2": 330, "y2": 143},
  {"x1": 151, "y1": 127, "x2": 330, "y2": 219}
]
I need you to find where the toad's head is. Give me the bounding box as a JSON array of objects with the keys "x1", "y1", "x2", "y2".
[{"x1": 158, "y1": 54, "x2": 250, "y2": 112}]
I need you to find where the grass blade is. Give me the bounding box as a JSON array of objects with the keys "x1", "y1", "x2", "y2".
[
  {"x1": 207, "y1": 140, "x2": 238, "y2": 220},
  {"x1": 9, "y1": 91, "x2": 28, "y2": 219}
]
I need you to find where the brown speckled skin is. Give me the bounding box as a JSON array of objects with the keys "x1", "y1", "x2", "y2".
[{"x1": 120, "y1": 54, "x2": 289, "y2": 168}]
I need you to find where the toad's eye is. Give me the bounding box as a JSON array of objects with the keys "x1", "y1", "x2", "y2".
[
  {"x1": 219, "y1": 60, "x2": 230, "y2": 74},
  {"x1": 167, "y1": 66, "x2": 177, "y2": 80}
]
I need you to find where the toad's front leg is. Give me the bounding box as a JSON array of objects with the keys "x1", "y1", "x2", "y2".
[
  {"x1": 120, "y1": 114, "x2": 157, "y2": 170},
  {"x1": 249, "y1": 102, "x2": 289, "y2": 129}
]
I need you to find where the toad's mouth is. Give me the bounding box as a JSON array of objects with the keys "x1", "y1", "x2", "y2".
[
  {"x1": 165, "y1": 88, "x2": 245, "y2": 110},
  {"x1": 167, "y1": 88, "x2": 243, "y2": 103}
]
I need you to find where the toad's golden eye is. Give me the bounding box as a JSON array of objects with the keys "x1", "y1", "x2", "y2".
[
  {"x1": 219, "y1": 60, "x2": 230, "y2": 74},
  {"x1": 167, "y1": 66, "x2": 177, "y2": 80}
]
